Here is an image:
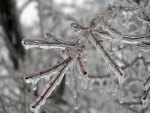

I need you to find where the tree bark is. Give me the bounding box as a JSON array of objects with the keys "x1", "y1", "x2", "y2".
[{"x1": 0, "y1": 0, "x2": 25, "y2": 69}]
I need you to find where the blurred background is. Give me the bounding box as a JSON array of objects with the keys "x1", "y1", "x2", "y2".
[{"x1": 0, "y1": 0, "x2": 150, "y2": 113}]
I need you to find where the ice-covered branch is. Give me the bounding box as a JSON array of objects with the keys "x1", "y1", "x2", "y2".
[
  {"x1": 142, "y1": 86, "x2": 150, "y2": 107},
  {"x1": 71, "y1": 23, "x2": 88, "y2": 32},
  {"x1": 144, "y1": 76, "x2": 150, "y2": 90},
  {"x1": 30, "y1": 57, "x2": 73, "y2": 112},
  {"x1": 136, "y1": 41, "x2": 150, "y2": 52},
  {"x1": 45, "y1": 33, "x2": 79, "y2": 46},
  {"x1": 90, "y1": 31, "x2": 123, "y2": 79},
  {"x1": 122, "y1": 34, "x2": 150, "y2": 44},
  {"x1": 90, "y1": 3, "x2": 139, "y2": 28},
  {"x1": 22, "y1": 38, "x2": 79, "y2": 50},
  {"x1": 25, "y1": 57, "x2": 72, "y2": 82},
  {"x1": 102, "y1": 17, "x2": 122, "y2": 36},
  {"x1": 137, "y1": 11, "x2": 150, "y2": 23},
  {"x1": 77, "y1": 56, "x2": 88, "y2": 76}
]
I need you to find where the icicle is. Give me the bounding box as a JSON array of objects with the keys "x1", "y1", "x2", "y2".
[
  {"x1": 143, "y1": 22, "x2": 147, "y2": 30},
  {"x1": 118, "y1": 76, "x2": 124, "y2": 103},
  {"x1": 118, "y1": 40, "x2": 124, "y2": 48},
  {"x1": 112, "y1": 43, "x2": 118, "y2": 52},
  {"x1": 81, "y1": 77, "x2": 88, "y2": 89},
  {"x1": 119, "y1": 89, "x2": 124, "y2": 103},
  {"x1": 113, "y1": 88, "x2": 117, "y2": 96},
  {"x1": 74, "y1": 96, "x2": 79, "y2": 110},
  {"x1": 65, "y1": 71, "x2": 70, "y2": 85},
  {"x1": 142, "y1": 96, "x2": 148, "y2": 107},
  {"x1": 98, "y1": 80, "x2": 103, "y2": 93},
  {"x1": 112, "y1": 76, "x2": 117, "y2": 96},
  {"x1": 138, "y1": 51, "x2": 143, "y2": 57},
  {"x1": 73, "y1": 90, "x2": 77, "y2": 98},
  {"x1": 89, "y1": 80, "x2": 94, "y2": 91},
  {"x1": 32, "y1": 79, "x2": 38, "y2": 91},
  {"x1": 118, "y1": 76, "x2": 123, "y2": 88},
  {"x1": 45, "y1": 74, "x2": 51, "y2": 86},
  {"x1": 82, "y1": 49, "x2": 88, "y2": 63}
]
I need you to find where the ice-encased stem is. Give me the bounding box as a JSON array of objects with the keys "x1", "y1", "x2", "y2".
[
  {"x1": 30, "y1": 57, "x2": 73, "y2": 112},
  {"x1": 22, "y1": 39, "x2": 79, "y2": 50},
  {"x1": 122, "y1": 34, "x2": 150, "y2": 44},
  {"x1": 142, "y1": 86, "x2": 150, "y2": 107},
  {"x1": 25, "y1": 57, "x2": 72, "y2": 82},
  {"x1": 136, "y1": 41, "x2": 150, "y2": 52},
  {"x1": 77, "y1": 56, "x2": 88, "y2": 76},
  {"x1": 45, "y1": 33, "x2": 79, "y2": 46},
  {"x1": 90, "y1": 35, "x2": 123, "y2": 79},
  {"x1": 102, "y1": 17, "x2": 122, "y2": 36},
  {"x1": 144, "y1": 76, "x2": 150, "y2": 90}
]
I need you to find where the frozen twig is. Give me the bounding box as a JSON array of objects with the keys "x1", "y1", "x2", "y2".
[
  {"x1": 144, "y1": 76, "x2": 150, "y2": 90},
  {"x1": 22, "y1": 1, "x2": 150, "y2": 112},
  {"x1": 22, "y1": 38, "x2": 79, "y2": 50},
  {"x1": 71, "y1": 23, "x2": 87, "y2": 32},
  {"x1": 136, "y1": 41, "x2": 150, "y2": 52},
  {"x1": 45, "y1": 33, "x2": 79, "y2": 46},
  {"x1": 90, "y1": 3, "x2": 139, "y2": 28},
  {"x1": 137, "y1": 11, "x2": 150, "y2": 23},
  {"x1": 141, "y1": 86, "x2": 150, "y2": 107},
  {"x1": 90, "y1": 31, "x2": 123, "y2": 78},
  {"x1": 30, "y1": 57, "x2": 73, "y2": 112},
  {"x1": 122, "y1": 34, "x2": 150, "y2": 44},
  {"x1": 25, "y1": 57, "x2": 72, "y2": 82},
  {"x1": 77, "y1": 56, "x2": 88, "y2": 76},
  {"x1": 102, "y1": 17, "x2": 122, "y2": 36}
]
